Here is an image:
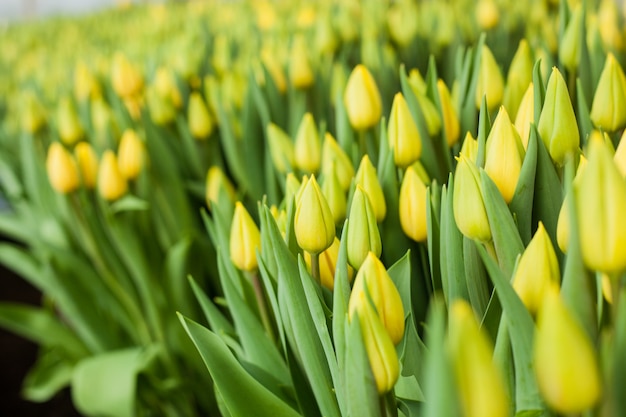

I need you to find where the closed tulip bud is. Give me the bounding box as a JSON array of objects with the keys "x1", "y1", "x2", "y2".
[
  {"x1": 514, "y1": 83, "x2": 534, "y2": 149},
  {"x1": 111, "y1": 52, "x2": 143, "y2": 99},
  {"x1": 387, "y1": 93, "x2": 422, "y2": 168},
  {"x1": 230, "y1": 202, "x2": 261, "y2": 272},
  {"x1": 346, "y1": 186, "x2": 382, "y2": 270},
  {"x1": 575, "y1": 136, "x2": 626, "y2": 273},
  {"x1": 484, "y1": 106, "x2": 525, "y2": 203},
  {"x1": 590, "y1": 53, "x2": 626, "y2": 132},
  {"x1": 415, "y1": 92, "x2": 442, "y2": 137},
  {"x1": 513, "y1": 222, "x2": 560, "y2": 315},
  {"x1": 453, "y1": 155, "x2": 491, "y2": 242},
  {"x1": 355, "y1": 155, "x2": 386, "y2": 222},
  {"x1": 475, "y1": 45, "x2": 504, "y2": 111},
  {"x1": 289, "y1": 35, "x2": 314, "y2": 89},
  {"x1": 387, "y1": 1, "x2": 418, "y2": 47},
  {"x1": 407, "y1": 68, "x2": 427, "y2": 96},
  {"x1": 154, "y1": 67, "x2": 182, "y2": 109},
  {"x1": 212, "y1": 35, "x2": 231, "y2": 77},
  {"x1": 448, "y1": 300, "x2": 508, "y2": 417},
  {"x1": 475, "y1": 0, "x2": 499, "y2": 30},
  {"x1": 503, "y1": 40, "x2": 534, "y2": 120},
  {"x1": 294, "y1": 113, "x2": 321, "y2": 174},
  {"x1": 74, "y1": 61, "x2": 95, "y2": 102},
  {"x1": 559, "y1": 5, "x2": 583, "y2": 72},
  {"x1": 147, "y1": 87, "x2": 176, "y2": 126},
  {"x1": 97, "y1": 151, "x2": 127, "y2": 201},
  {"x1": 321, "y1": 166, "x2": 347, "y2": 226},
  {"x1": 304, "y1": 237, "x2": 351, "y2": 290},
  {"x1": 459, "y1": 133, "x2": 479, "y2": 162},
  {"x1": 598, "y1": 0, "x2": 623, "y2": 52},
  {"x1": 284, "y1": 172, "x2": 301, "y2": 205},
  {"x1": 399, "y1": 166, "x2": 428, "y2": 242},
  {"x1": 534, "y1": 285, "x2": 601, "y2": 413},
  {"x1": 21, "y1": 91, "x2": 46, "y2": 134},
  {"x1": 314, "y1": 16, "x2": 338, "y2": 55},
  {"x1": 537, "y1": 67, "x2": 580, "y2": 165},
  {"x1": 294, "y1": 176, "x2": 335, "y2": 255},
  {"x1": 614, "y1": 130, "x2": 626, "y2": 177},
  {"x1": 267, "y1": 123, "x2": 295, "y2": 174},
  {"x1": 46, "y1": 142, "x2": 79, "y2": 194},
  {"x1": 123, "y1": 96, "x2": 143, "y2": 121},
  {"x1": 117, "y1": 129, "x2": 146, "y2": 180},
  {"x1": 349, "y1": 251, "x2": 405, "y2": 346},
  {"x1": 57, "y1": 97, "x2": 83, "y2": 146},
  {"x1": 206, "y1": 166, "x2": 235, "y2": 209},
  {"x1": 91, "y1": 96, "x2": 116, "y2": 140},
  {"x1": 556, "y1": 198, "x2": 570, "y2": 254},
  {"x1": 353, "y1": 290, "x2": 400, "y2": 394},
  {"x1": 261, "y1": 48, "x2": 287, "y2": 94},
  {"x1": 330, "y1": 63, "x2": 348, "y2": 104},
  {"x1": 74, "y1": 142, "x2": 99, "y2": 189},
  {"x1": 437, "y1": 79, "x2": 460, "y2": 147},
  {"x1": 188, "y1": 92, "x2": 214, "y2": 140},
  {"x1": 344, "y1": 64, "x2": 382, "y2": 131},
  {"x1": 321, "y1": 132, "x2": 354, "y2": 190}
]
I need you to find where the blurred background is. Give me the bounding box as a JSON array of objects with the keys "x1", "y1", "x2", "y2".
[{"x1": 0, "y1": 0, "x2": 164, "y2": 21}]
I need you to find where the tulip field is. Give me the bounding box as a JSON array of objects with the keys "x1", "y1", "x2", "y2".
[{"x1": 1, "y1": 0, "x2": 626, "y2": 416}]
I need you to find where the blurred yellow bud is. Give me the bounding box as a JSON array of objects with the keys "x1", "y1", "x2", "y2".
[
  {"x1": 261, "y1": 48, "x2": 287, "y2": 94},
  {"x1": 284, "y1": 172, "x2": 302, "y2": 205},
  {"x1": 46, "y1": 142, "x2": 79, "y2": 194},
  {"x1": 294, "y1": 176, "x2": 335, "y2": 255},
  {"x1": 537, "y1": 67, "x2": 580, "y2": 165},
  {"x1": 117, "y1": 129, "x2": 146, "y2": 181},
  {"x1": 514, "y1": 83, "x2": 534, "y2": 149},
  {"x1": 206, "y1": 166, "x2": 236, "y2": 209},
  {"x1": 513, "y1": 222, "x2": 560, "y2": 315},
  {"x1": 289, "y1": 35, "x2": 314, "y2": 89},
  {"x1": 91, "y1": 96, "x2": 117, "y2": 141},
  {"x1": 188, "y1": 92, "x2": 214, "y2": 140},
  {"x1": 321, "y1": 166, "x2": 347, "y2": 226},
  {"x1": 212, "y1": 35, "x2": 231, "y2": 77},
  {"x1": 304, "y1": 237, "x2": 352, "y2": 290},
  {"x1": 294, "y1": 113, "x2": 321, "y2": 174},
  {"x1": 575, "y1": 136, "x2": 626, "y2": 273},
  {"x1": 111, "y1": 52, "x2": 143, "y2": 99},
  {"x1": 475, "y1": 45, "x2": 504, "y2": 111},
  {"x1": 21, "y1": 91, "x2": 46, "y2": 134},
  {"x1": 399, "y1": 166, "x2": 428, "y2": 242},
  {"x1": 590, "y1": 53, "x2": 626, "y2": 132},
  {"x1": 475, "y1": 0, "x2": 499, "y2": 30},
  {"x1": 346, "y1": 186, "x2": 382, "y2": 270},
  {"x1": 349, "y1": 252, "x2": 405, "y2": 345},
  {"x1": 230, "y1": 202, "x2": 261, "y2": 272},
  {"x1": 453, "y1": 155, "x2": 491, "y2": 242},
  {"x1": 344, "y1": 65, "x2": 382, "y2": 131},
  {"x1": 387, "y1": 93, "x2": 422, "y2": 168},
  {"x1": 353, "y1": 290, "x2": 400, "y2": 394},
  {"x1": 437, "y1": 79, "x2": 461, "y2": 147},
  {"x1": 534, "y1": 285, "x2": 601, "y2": 414},
  {"x1": 415, "y1": 93, "x2": 442, "y2": 137},
  {"x1": 74, "y1": 142, "x2": 99, "y2": 189},
  {"x1": 503, "y1": 40, "x2": 533, "y2": 120},
  {"x1": 559, "y1": 6, "x2": 583, "y2": 72},
  {"x1": 314, "y1": 16, "x2": 338, "y2": 55},
  {"x1": 484, "y1": 106, "x2": 525, "y2": 203},
  {"x1": 267, "y1": 123, "x2": 295, "y2": 174},
  {"x1": 459, "y1": 133, "x2": 479, "y2": 163},
  {"x1": 614, "y1": 129, "x2": 626, "y2": 177},
  {"x1": 387, "y1": 1, "x2": 418, "y2": 47},
  {"x1": 57, "y1": 97, "x2": 84, "y2": 146},
  {"x1": 598, "y1": 0, "x2": 623, "y2": 51},
  {"x1": 355, "y1": 155, "x2": 386, "y2": 222},
  {"x1": 97, "y1": 151, "x2": 127, "y2": 201},
  {"x1": 147, "y1": 87, "x2": 176, "y2": 126},
  {"x1": 448, "y1": 300, "x2": 508, "y2": 417},
  {"x1": 154, "y1": 67, "x2": 182, "y2": 109},
  {"x1": 556, "y1": 197, "x2": 570, "y2": 254},
  {"x1": 74, "y1": 61, "x2": 100, "y2": 102},
  {"x1": 321, "y1": 132, "x2": 354, "y2": 190}
]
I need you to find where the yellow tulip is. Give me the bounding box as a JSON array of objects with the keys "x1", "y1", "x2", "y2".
[
  {"x1": 294, "y1": 113, "x2": 321, "y2": 174},
  {"x1": 514, "y1": 83, "x2": 534, "y2": 149},
  {"x1": 188, "y1": 92, "x2": 214, "y2": 140},
  {"x1": 590, "y1": 53, "x2": 626, "y2": 132},
  {"x1": 399, "y1": 166, "x2": 428, "y2": 242},
  {"x1": 46, "y1": 142, "x2": 79, "y2": 194},
  {"x1": 475, "y1": 45, "x2": 504, "y2": 111},
  {"x1": 267, "y1": 123, "x2": 295, "y2": 174},
  {"x1": 355, "y1": 155, "x2": 386, "y2": 222},
  {"x1": 74, "y1": 142, "x2": 99, "y2": 189},
  {"x1": 321, "y1": 132, "x2": 354, "y2": 190},
  {"x1": 344, "y1": 64, "x2": 382, "y2": 131},
  {"x1": 387, "y1": 93, "x2": 422, "y2": 168},
  {"x1": 288, "y1": 34, "x2": 314, "y2": 89},
  {"x1": 117, "y1": 129, "x2": 146, "y2": 181},
  {"x1": 346, "y1": 186, "x2": 382, "y2": 270},
  {"x1": 294, "y1": 176, "x2": 335, "y2": 255},
  {"x1": 205, "y1": 166, "x2": 236, "y2": 209},
  {"x1": 230, "y1": 202, "x2": 262, "y2": 272},
  {"x1": 97, "y1": 151, "x2": 127, "y2": 201},
  {"x1": 453, "y1": 155, "x2": 491, "y2": 242},
  {"x1": 437, "y1": 79, "x2": 460, "y2": 147}
]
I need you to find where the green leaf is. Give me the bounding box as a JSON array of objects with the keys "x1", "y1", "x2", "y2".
[
  {"x1": 575, "y1": 79, "x2": 593, "y2": 147},
  {"x1": 398, "y1": 313, "x2": 427, "y2": 394},
  {"x1": 0, "y1": 243, "x2": 49, "y2": 292},
  {"x1": 462, "y1": 237, "x2": 490, "y2": 318},
  {"x1": 22, "y1": 348, "x2": 74, "y2": 402},
  {"x1": 387, "y1": 251, "x2": 412, "y2": 320},
  {"x1": 71, "y1": 346, "x2": 159, "y2": 417},
  {"x1": 425, "y1": 185, "x2": 443, "y2": 294},
  {"x1": 110, "y1": 195, "x2": 149, "y2": 213},
  {"x1": 179, "y1": 315, "x2": 301, "y2": 417},
  {"x1": 188, "y1": 275, "x2": 236, "y2": 340},
  {"x1": 509, "y1": 125, "x2": 539, "y2": 245},
  {"x1": 532, "y1": 61, "x2": 545, "y2": 123}
]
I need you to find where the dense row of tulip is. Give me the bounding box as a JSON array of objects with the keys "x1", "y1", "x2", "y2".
[{"x1": 1, "y1": 0, "x2": 626, "y2": 416}]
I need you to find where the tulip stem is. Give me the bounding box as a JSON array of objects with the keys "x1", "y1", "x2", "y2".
[
  {"x1": 252, "y1": 272, "x2": 275, "y2": 341},
  {"x1": 310, "y1": 252, "x2": 321, "y2": 285},
  {"x1": 610, "y1": 272, "x2": 623, "y2": 325},
  {"x1": 485, "y1": 240, "x2": 497, "y2": 262},
  {"x1": 379, "y1": 391, "x2": 397, "y2": 417}
]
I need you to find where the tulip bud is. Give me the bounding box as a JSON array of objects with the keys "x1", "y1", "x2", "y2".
[
  {"x1": 154, "y1": 67, "x2": 182, "y2": 109},
  {"x1": 344, "y1": 64, "x2": 382, "y2": 131},
  {"x1": 267, "y1": 123, "x2": 295, "y2": 174},
  {"x1": 321, "y1": 166, "x2": 347, "y2": 226},
  {"x1": 91, "y1": 96, "x2": 117, "y2": 141},
  {"x1": 407, "y1": 68, "x2": 427, "y2": 96},
  {"x1": 346, "y1": 186, "x2": 382, "y2": 270},
  {"x1": 353, "y1": 290, "x2": 400, "y2": 394},
  {"x1": 590, "y1": 53, "x2": 626, "y2": 132},
  {"x1": 284, "y1": 172, "x2": 301, "y2": 205},
  {"x1": 294, "y1": 176, "x2": 335, "y2": 255},
  {"x1": 230, "y1": 202, "x2": 261, "y2": 272},
  {"x1": 146, "y1": 86, "x2": 176, "y2": 126},
  {"x1": 97, "y1": 151, "x2": 127, "y2": 201},
  {"x1": 294, "y1": 113, "x2": 321, "y2": 174},
  {"x1": 117, "y1": 129, "x2": 146, "y2": 181},
  {"x1": 416, "y1": 92, "x2": 442, "y2": 137},
  {"x1": 513, "y1": 222, "x2": 560, "y2": 315},
  {"x1": 57, "y1": 97, "x2": 84, "y2": 146},
  {"x1": 46, "y1": 142, "x2": 79, "y2": 194},
  {"x1": 20, "y1": 91, "x2": 46, "y2": 134},
  {"x1": 475, "y1": 45, "x2": 504, "y2": 111},
  {"x1": 314, "y1": 15, "x2": 338, "y2": 55},
  {"x1": 387, "y1": 1, "x2": 419, "y2": 47},
  {"x1": 484, "y1": 106, "x2": 525, "y2": 203},
  {"x1": 321, "y1": 132, "x2": 354, "y2": 190},
  {"x1": 399, "y1": 166, "x2": 428, "y2": 242},
  {"x1": 503, "y1": 40, "x2": 533, "y2": 120},
  {"x1": 514, "y1": 83, "x2": 534, "y2": 149},
  {"x1": 437, "y1": 79, "x2": 460, "y2": 147},
  {"x1": 188, "y1": 92, "x2": 214, "y2": 140},
  {"x1": 558, "y1": 5, "x2": 583, "y2": 73},
  {"x1": 598, "y1": 0, "x2": 623, "y2": 52},
  {"x1": 475, "y1": 0, "x2": 499, "y2": 30},
  {"x1": 261, "y1": 47, "x2": 287, "y2": 94},
  {"x1": 614, "y1": 129, "x2": 626, "y2": 177},
  {"x1": 453, "y1": 155, "x2": 491, "y2": 242},
  {"x1": 387, "y1": 93, "x2": 422, "y2": 168},
  {"x1": 206, "y1": 166, "x2": 236, "y2": 209},
  {"x1": 575, "y1": 136, "x2": 626, "y2": 273},
  {"x1": 111, "y1": 52, "x2": 143, "y2": 99},
  {"x1": 212, "y1": 35, "x2": 231, "y2": 77},
  {"x1": 459, "y1": 133, "x2": 479, "y2": 163},
  {"x1": 74, "y1": 61, "x2": 100, "y2": 102},
  {"x1": 288, "y1": 34, "x2": 314, "y2": 89},
  {"x1": 304, "y1": 237, "x2": 351, "y2": 290},
  {"x1": 534, "y1": 285, "x2": 601, "y2": 413},
  {"x1": 448, "y1": 300, "x2": 508, "y2": 417},
  {"x1": 355, "y1": 155, "x2": 386, "y2": 222},
  {"x1": 537, "y1": 67, "x2": 580, "y2": 165},
  {"x1": 349, "y1": 251, "x2": 405, "y2": 345},
  {"x1": 74, "y1": 142, "x2": 99, "y2": 189}
]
